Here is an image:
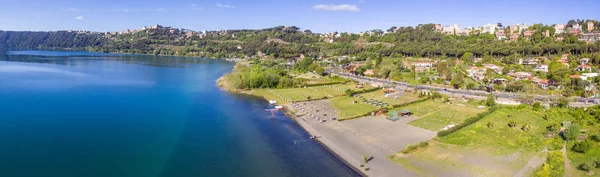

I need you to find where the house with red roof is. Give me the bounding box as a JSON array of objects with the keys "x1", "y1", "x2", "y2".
[{"x1": 576, "y1": 64, "x2": 592, "y2": 72}]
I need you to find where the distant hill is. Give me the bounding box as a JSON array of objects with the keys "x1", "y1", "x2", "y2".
[{"x1": 1, "y1": 22, "x2": 599, "y2": 60}]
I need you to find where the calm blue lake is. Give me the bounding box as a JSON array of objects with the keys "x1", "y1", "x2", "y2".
[{"x1": 0, "y1": 51, "x2": 358, "y2": 177}]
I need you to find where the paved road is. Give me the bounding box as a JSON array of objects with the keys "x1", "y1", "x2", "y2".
[{"x1": 333, "y1": 72, "x2": 599, "y2": 105}]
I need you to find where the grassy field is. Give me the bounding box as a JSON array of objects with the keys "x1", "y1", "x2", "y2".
[
  {"x1": 389, "y1": 141, "x2": 535, "y2": 177},
  {"x1": 330, "y1": 91, "x2": 420, "y2": 119},
  {"x1": 247, "y1": 83, "x2": 369, "y2": 104},
  {"x1": 394, "y1": 100, "x2": 486, "y2": 131},
  {"x1": 390, "y1": 106, "x2": 582, "y2": 176},
  {"x1": 438, "y1": 107, "x2": 570, "y2": 153}
]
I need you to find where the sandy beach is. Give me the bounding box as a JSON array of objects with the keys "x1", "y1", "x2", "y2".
[{"x1": 284, "y1": 100, "x2": 436, "y2": 177}]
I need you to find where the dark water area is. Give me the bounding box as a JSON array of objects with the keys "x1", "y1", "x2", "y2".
[{"x1": 0, "y1": 51, "x2": 359, "y2": 177}]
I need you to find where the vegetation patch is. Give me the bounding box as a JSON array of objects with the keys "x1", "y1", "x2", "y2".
[{"x1": 395, "y1": 100, "x2": 486, "y2": 131}]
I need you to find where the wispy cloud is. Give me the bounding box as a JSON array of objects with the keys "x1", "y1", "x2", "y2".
[
  {"x1": 74, "y1": 16, "x2": 84, "y2": 20},
  {"x1": 313, "y1": 4, "x2": 360, "y2": 12},
  {"x1": 358, "y1": 0, "x2": 366, "y2": 3},
  {"x1": 191, "y1": 4, "x2": 203, "y2": 10},
  {"x1": 60, "y1": 7, "x2": 82, "y2": 12},
  {"x1": 216, "y1": 3, "x2": 234, "y2": 8},
  {"x1": 113, "y1": 8, "x2": 167, "y2": 13}
]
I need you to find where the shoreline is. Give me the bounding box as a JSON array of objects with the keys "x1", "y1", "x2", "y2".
[
  {"x1": 278, "y1": 105, "x2": 367, "y2": 177},
  {"x1": 218, "y1": 80, "x2": 367, "y2": 176}
]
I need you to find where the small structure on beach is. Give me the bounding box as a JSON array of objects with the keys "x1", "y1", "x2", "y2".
[{"x1": 399, "y1": 110, "x2": 412, "y2": 116}]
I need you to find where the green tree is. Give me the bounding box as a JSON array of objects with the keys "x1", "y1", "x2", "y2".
[
  {"x1": 572, "y1": 140, "x2": 591, "y2": 153},
  {"x1": 461, "y1": 52, "x2": 473, "y2": 61},
  {"x1": 486, "y1": 94, "x2": 496, "y2": 107},
  {"x1": 315, "y1": 67, "x2": 325, "y2": 76},
  {"x1": 564, "y1": 123, "x2": 581, "y2": 141}
]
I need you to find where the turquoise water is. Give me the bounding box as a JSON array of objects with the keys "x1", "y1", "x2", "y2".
[{"x1": 0, "y1": 51, "x2": 358, "y2": 177}]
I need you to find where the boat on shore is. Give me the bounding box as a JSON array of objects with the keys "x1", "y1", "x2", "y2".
[
  {"x1": 269, "y1": 100, "x2": 277, "y2": 104},
  {"x1": 275, "y1": 105, "x2": 284, "y2": 110}
]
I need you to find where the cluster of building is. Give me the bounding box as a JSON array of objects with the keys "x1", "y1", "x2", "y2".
[
  {"x1": 434, "y1": 21, "x2": 599, "y2": 43},
  {"x1": 466, "y1": 54, "x2": 597, "y2": 91}
]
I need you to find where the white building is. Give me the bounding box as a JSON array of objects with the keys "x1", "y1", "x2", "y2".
[
  {"x1": 482, "y1": 23, "x2": 498, "y2": 34},
  {"x1": 554, "y1": 24, "x2": 566, "y2": 34},
  {"x1": 573, "y1": 24, "x2": 582, "y2": 31},
  {"x1": 534, "y1": 64, "x2": 548, "y2": 72},
  {"x1": 442, "y1": 24, "x2": 460, "y2": 35}
]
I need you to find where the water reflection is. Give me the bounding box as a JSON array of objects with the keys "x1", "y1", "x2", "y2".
[{"x1": 1, "y1": 50, "x2": 230, "y2": 68}]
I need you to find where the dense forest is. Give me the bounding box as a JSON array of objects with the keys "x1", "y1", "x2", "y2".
[{"x1": 0, "y1": 31, "x2": 105, "y2": 49}]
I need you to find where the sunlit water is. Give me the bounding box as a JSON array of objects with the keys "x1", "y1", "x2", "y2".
[{"x1": 0, "y1": 51, "x2": 358, "y2": 177}]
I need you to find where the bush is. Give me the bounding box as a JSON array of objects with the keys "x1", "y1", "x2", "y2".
[
  {"x1": 533, "y1": 102, "x2": 541, "y2": 109},
  {"x1": 365, "y1": 168, "x2": 370, "y2": 171},
  {"x1": 401, "y1": 144, "x2": 419, "y2": 154},
  {"x1": 437, "y1": 106, "x2": 498, "y2": 137},
  {"x1": 546, "y1": 124, "x2": 560, "y2": 133},
  {"x1": 542, "y1": 114, "x2": 550, "y2": 121},
  {"x1": 485, "y1": 94, "x2": 496, "y2": 107},
  {"x1": 534, "y1": 151, "x2": 564, "y2": 177},
  {"x1": 578, "y1": 163, "x2": 592, "y2": 171},
  {"x1": 508, "y1": 120, "x2": 517, "y2": 128},
  {"x1": 590, "y1": 135, "x2": 600, "y2": 142},
  {"x1": 521, "y1": 124, "x2": 531, "y2": 132},
  {"x1": 487, "y1": 122, "x2": 494, "y2": 129},
  {"x1": 564, "y1": 123, "x2": 581, "y2": 141},
  {"x1": 572, "y1": 140, "x2": 591, "y2": 153},
  {"x1": 418, "y1": 141, "x2": 429, "y2": 148},
  {"x1": 345, "y1": 89, "x2": 355, "y2": 97},
  {"x1": 594, "y1": 160, "x2": 600, "y2": 168}
]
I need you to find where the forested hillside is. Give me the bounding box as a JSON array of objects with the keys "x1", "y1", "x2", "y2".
[{"x1": 1, "y1": 23, "x2": 599, "y2": 60}]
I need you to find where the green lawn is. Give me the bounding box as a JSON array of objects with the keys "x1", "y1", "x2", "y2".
[
  {"x1": 395, "y1": 100, "x2": 486, "y2": 131},
  {"x1": 247, "y1": 83, "x2": 368, "y2": 104},
  {"x1": 330, "y1": 91, "x2": 420, "y2": 120},
  {"x1": 390, "y1": 107, "x2": 578, "y2": 176},
  {"x1": 438, "y1": 107, "x2": 571, "y2": 154}
]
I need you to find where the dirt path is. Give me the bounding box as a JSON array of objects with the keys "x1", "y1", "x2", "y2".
[
  {"x1": 418, "y1": 106, "x2": 448, "y2": 119},
  {"x1": 562, "y1": 142, "x2": 575, "y2": 176},
  {"x1": 513, "y1": 149, "x2": 547, "y2": 177}
]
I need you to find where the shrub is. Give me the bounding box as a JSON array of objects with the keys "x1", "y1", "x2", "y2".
[
  {"x1": 437, "y1": 106, "x2": 498, "y2": 137},
  {"x1": 418, "y1": 141, "x2": 429, "y2": 148},
  {"x1": 365, "y1": 168, "x2": 370, "y2": 171},
  {"x1": 345, "y1": 89, "x2": 355, "y2": 97},
  {"x1": 487, "y1": 122, "x2": 494, "y2": 129},
  {"x1": 546, "y1": 124, "x2": 559, "y2": 133},
  {"x1": 521, "y1": 124, "x2": 531, "y2": 132},
  {"x1": 401, "y1": 144, "x2": 419, "y2": 154},
  {"x1": 594, "y1": 160, "x2": 600, "y2": 168},
  {"x1": 578, "y1": 163, "x2": 591, "y2": 171},
  {"x1": 533, "y1": 102, "x2": 541, "y2": 109},
  {"x1": 363, "y1": 155, "x2": 370, "y2": 163},
  {"x1": 534, "y1": 151, "x2": 564, "y2": 177},
  {"x1": 485, "y1": 94, "x2": 496, "y2": 107},
  {"x1": 563, "y1": 123, "x2": 581, "y2": 141},
  {"x1": 590, "y1": 135, "x2": 600, "y2": 142},
  {"x1": 542, "y1": 114, "x2": 550, "y2": 121},
  {"x1": 572, "y1": 140, "x2": 591, "y2": 153},
  {"x1": 508, "y1": 120, "x2": 517, "y2": 128}
]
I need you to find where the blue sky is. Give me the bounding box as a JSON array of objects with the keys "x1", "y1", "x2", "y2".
[{"x1": 0, "y1": 0, "x2": 598, "y2": 33}]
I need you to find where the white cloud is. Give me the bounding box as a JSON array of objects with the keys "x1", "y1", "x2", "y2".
[
  {"x1": 313, "y1": 4, "x2": 360, "y2": 12},
  {"x1": 74, "y1": 16, "x2": 84, "y2": 20},
  {"x1": 60, "y1": 7, "x2": 82, "y2": 12},
  {"x1": 216, "y1": 3, "x2": 234, "y2": 8},
  {"x1": 113, "y1": 8, "x2": 167, "y2": 12},
  {"x1": 191, "y1": 4, "x2": 203, "y2": 10}
]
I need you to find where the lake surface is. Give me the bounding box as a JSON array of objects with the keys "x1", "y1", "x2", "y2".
[{"x1": 0, "y1": 51, "x2": 359, "y2": 177}]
